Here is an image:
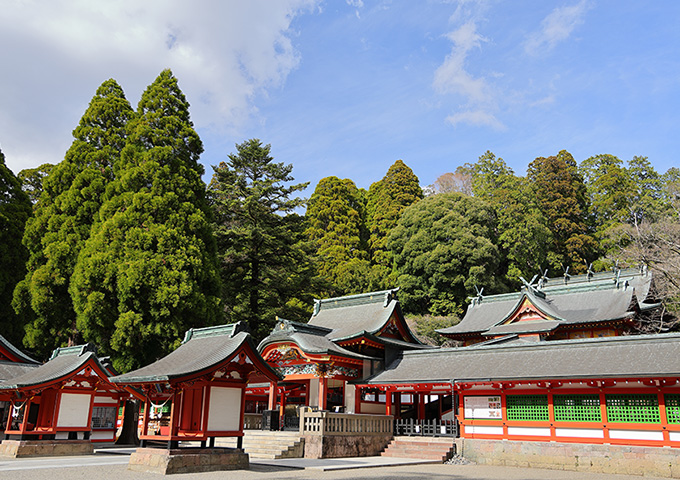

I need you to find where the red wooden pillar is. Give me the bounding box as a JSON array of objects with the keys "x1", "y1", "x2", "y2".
[
  {"x1": 267, "y1": 382, "x2": 277, "y2": 410},
  {"x1": 279, "y1": 389, "x2": 287, "y2": 428},
  {"x1": 394, "y1": 392, "x2": 401, "y2": 419},
  {"x1": 386, "y1": 389, "x2": 393, "y2": 416},
  {"x1": 417, "y1": 393, "x2": 425, "y2": 420},
  {"x1": 318, "y1": 377, "x2": 328, "y2": 410},
  {"x1": 355, "y1": 386, "x2": 362, "y2": 414}
]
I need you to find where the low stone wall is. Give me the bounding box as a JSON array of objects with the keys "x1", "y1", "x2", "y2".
[
  {"x1": 0, "y1": 439, "x2": 94, "y2": 458},
  {"x1": 456, "y1": 438, "x2": 680, "y2": 478},
  {"x1": 128, "y1": 447, "x2": 249, "y2": 475},
  {"x1": 303, "y1": 434, "x2": 392, "y2": 459}
]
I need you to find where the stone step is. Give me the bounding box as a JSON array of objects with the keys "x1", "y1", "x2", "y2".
[
  {"x1": 381, "y1": 437, "x2": 455, "y2": 462},
  {"x1": 215, "y1": 431, "x2": 304, "y2": 459}
]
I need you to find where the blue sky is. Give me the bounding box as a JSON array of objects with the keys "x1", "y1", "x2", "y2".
[{"x1": 1, "y1": 0, "x2": 679, "y2": 195}]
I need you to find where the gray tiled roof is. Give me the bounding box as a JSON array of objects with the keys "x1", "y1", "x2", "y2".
[
  {"x1": 438, "y1": 268, "x2": 653, "y2": 337},
  {"x1": 0, "y1": 348, "x2": 107, "y2": 390},
  {"x1": 363, "y1": 333, "x2": 680, "y2": 384},
  {"x1": 309, "y1": 289, "x2": 401, "y2": 341},
  {"x1": 111, "y1": 331, "x2": 281, "y2": 384},
  {"x1": 0, "y1": 362, "x2": 39, "y2": 382},
  {"x1": 258, "y1": 319, "x2": 378, "y2": 360},
  {"x1": 0, "y1": 334, "x2": 39, "y2": 364}
]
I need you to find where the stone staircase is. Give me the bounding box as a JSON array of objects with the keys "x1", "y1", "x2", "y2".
[
  {"x1": 216, "y1": 431, "x2": 304, "y2": 459},
  {"x1": 381, "y1": 436, "x2": 456, "y2": 462}
]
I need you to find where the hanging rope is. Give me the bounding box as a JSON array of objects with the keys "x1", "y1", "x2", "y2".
[{"x1": 148, "y1": 396, "x2": 172, "y2": 419}]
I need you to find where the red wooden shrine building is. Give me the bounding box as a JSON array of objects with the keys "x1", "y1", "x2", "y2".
[
  {"x1": 0, "y1": 343, "x2": 135, "y2": 443},
  {"x1": 110, "y1": 322, "x2": 281, "y2": 449},
  {"x1": 251, "y1": 289, "x2": 431, "y2": 421}
]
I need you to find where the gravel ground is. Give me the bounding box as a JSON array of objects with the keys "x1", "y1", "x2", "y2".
[{"x1": 0, "y1": 460, "x2": 670, "y2": 480}]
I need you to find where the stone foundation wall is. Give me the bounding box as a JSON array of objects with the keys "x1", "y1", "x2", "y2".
[
  {"x1": 128, "y1": 447, "x2": 249, "y2": 475},
  {"x1": 456, "y1": 438, "x2": 680, "y2": 478},
  {"x1": 0, "y1": 439, "x2": 94, "y2": 458},
  {"x1": 303, "y1": 434, "x2": 392, "y2": 459}
]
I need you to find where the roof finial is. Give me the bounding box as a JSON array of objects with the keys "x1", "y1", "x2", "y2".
[
  {"x1": 561, "y1": 264, "x2": 571, "y2": 284},
  {"x1": 537, "y1": 268, "x2": 549, "y2": 289},
  {"x1": 585, "y1": 260, "x2": 594, "y2": 280}
]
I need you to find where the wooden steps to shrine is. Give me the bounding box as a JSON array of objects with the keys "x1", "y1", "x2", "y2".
[
  {"x1": 381, "y1": 436, "x2": 456, "y2": 462},
  {"x1": 216, "y1": 431, "x2": 304, "y2": 459}
]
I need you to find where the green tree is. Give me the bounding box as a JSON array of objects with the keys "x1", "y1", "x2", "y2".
[
  {"x1": 463, "y1": 151, "x2": 552, "y2": 284},
  {"x1": 365, "y1": 160, "x2": 423, "y2": 287},
  {"x1": 209, "y1": 139, "x2": 313, "y2": 339},
  {"x1": 579, "y1": 154, "x2": 634, "y2": 231},
  {"x1": 0, "y1": 148, "x2": 32, "y2": 346},
  {"x1": 71, "y1": 70, "x2": 221, "y2": 372},
  {"x1": 305, "y1": 176, "x2": 370, "y2": 296},
  {"x1": 388, "y1": 192, "x2": 500, "y2": 316},
  {"x1": 528, "y1": 150, "x2": 597, "y2": 273},
  {"x1": 628, "y1": 156, "x2": 667, "y2": 223},
  {"x1": 13, "y1": 80, "x2": 134, "y2": 358},
  {"x1": 17, "y1": 163, "x2": 55, "y2": 204}
]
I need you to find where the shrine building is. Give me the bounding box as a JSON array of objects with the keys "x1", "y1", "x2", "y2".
[
  {"x1": 253, "y1": 288, "x2": 431, "y2": 423},
  {"x1": 0, "y1": 343, "x2": 135, "y2": 456},
  {"x1": 437, "y1": 267, "x2": 660, "y2": 345}
]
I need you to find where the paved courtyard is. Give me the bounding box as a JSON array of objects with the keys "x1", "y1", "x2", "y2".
[{"x1": 0, "y1": 453, "x2": 670, "y2": 480}]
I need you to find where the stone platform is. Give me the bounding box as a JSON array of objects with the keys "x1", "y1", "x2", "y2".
[
  {"x1": 128, "y1": 446, "x2": 249, "y2": 475},
  {"x1": 0, "y1": 439, "x2": 94, "y2": 457}
]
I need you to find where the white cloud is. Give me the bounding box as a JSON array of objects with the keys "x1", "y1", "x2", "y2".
[
  {"x1": 0, "y1": 0, "x2": 318, "y2": 172},
  {"x1": 445, "y1": 110, "x2": 504, "y2": 130},
  {"x1": 433, "y1": 3, "x2": 502, "y2": 130},
  {"x1": 433, "y1": 21, "x2": 489, "y2": 103},
  {"x1": 524, "y1": 0, "x2": 591, "y2": 55}
]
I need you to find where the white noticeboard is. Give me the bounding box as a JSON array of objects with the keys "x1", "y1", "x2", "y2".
[
  {"x1": 206, "y1": 386, "x2": 241, "y2": 432},
  {"x1": 57, "y1": 393, "x2": 92, "y2": 427},
  {"x1": 464, "y1": 395, "x2": 502, "y2": 419}
]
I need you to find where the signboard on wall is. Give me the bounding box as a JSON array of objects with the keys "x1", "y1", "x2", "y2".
[{"x1": 464, "y1": 395, "x2": 502, "y2": 419}]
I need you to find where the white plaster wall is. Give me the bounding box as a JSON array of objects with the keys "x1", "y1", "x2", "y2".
[
  {"x1": 344, "y1": 384, "x2": 355, "y2": 413},
  {"x1": 308, "y1": 378, "x2": 319, "y2": 407},
  {"x1": 555, "y1": 428, "x2": 604, "y2": 439},
  {"x1": 207, "y1": 386, "x2": 241, "y2": 431},
  {"x1": 608, "y1": 429, "x2": 664, "y2": 441},
  {"x1": 57, "y1": 393, "x2": 91, "y2": 428},
  {"x1": 465, "y1": 425, "x2": 503, "y2": 435},
  {"x1": 507, "y1": 426, "x2": 551, "y2": 437}
]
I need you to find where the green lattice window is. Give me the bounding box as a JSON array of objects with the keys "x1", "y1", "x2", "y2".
[
  {"x1": 605, "y1": 394, "x2": 660, "y2": 423},
  {"x1": 553, "y1": 394, "x2": 601, "y2": 422},
  {"x1": 665, "y1": 394, "x2": 680, "y2": 424},
  {"x1": 506, "y1": 395, "x2": 549, "y2": 421}
]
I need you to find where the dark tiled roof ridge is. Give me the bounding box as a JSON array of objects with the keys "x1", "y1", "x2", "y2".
[
  {"x1": 404, "y1": 331, "x2": 680, "y2": 358},
  {"x1": 182, "y1": 321, "x2": 247, "y2": 344},
  {"x1": 0, "y1": 335, "x2": 39, "y2": 365},
  {"x1": 313, "y1": 288, "x2": 399, "y2": 313}
]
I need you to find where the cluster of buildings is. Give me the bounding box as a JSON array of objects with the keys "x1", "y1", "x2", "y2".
[{"x1": 1, "y1": 267, "x2": 679, "y2": 473}]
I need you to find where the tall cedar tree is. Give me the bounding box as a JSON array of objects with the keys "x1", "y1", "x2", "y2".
[
  {"x1": 0, "y1": 148, "x2": 32, "y2": 346},
  {"x1": 305, "y1": 176, "x2": 370, "y2": 297},
  {"x1": 209, "y1": 139, "x2": 313, "y2": 339},
  {"x1": 71, "y1": 70, "x2": 221, "y2": 372},
  {"x1": 18, "y1": 163, "x2": 54, "y2": 204},
  {"x1": 388, "y1": 192, "x2": 500, "y2": 316},
  {"x1": 463, "y1": 151, "x2": 552, "y2": 285},
  {"x1": 579, "y1": 154, "x2": 635, "y2": 233},
  {"x1": 365, "y1": 160, "x2": 423, "y2": 288},
  {"x1": 527, "y1": 150, "x2": 598, "y2": 274},
  {"x1": 13, "y1": 80, "x2": 133, "y2": 358}
]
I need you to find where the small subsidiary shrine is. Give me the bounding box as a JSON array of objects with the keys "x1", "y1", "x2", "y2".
[
  {"x1": 111, "y1": 322, "x2": 281, "y2": 450},
  {"x1": 0, "y1": 335, "x2": 40, "y2": 427},
  {"x1": 437, "y1": 267, "x2": 660, "y2": 345},
  {"x1": 0, "y1": 343, "x2": 129, "y2": 456}
]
